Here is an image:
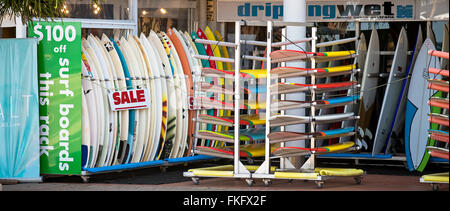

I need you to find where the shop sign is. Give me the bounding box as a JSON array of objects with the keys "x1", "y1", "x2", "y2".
[
  {"x1": 216, "y1": 0, "x2": 448, "y2": 22},
  {"x1": 217, "y1": 0, "x2": 284, "y2": 22},
  {"x1": 28, "y1": 21, "x2": 82, "y2": 175},
  {"x1": 108, "y1": 89, "x2": 151, "y2": 111},
  {"x1": 306, "y1": 0, "x2": 415, "y2": 22}
]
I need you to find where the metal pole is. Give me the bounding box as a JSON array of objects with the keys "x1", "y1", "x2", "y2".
[
  {"x1": 233, "y1": 20, "x2": 241, "y2": 175},
  {"x1": 264, "y1": 20, "x2": 273, "y2": 174}
]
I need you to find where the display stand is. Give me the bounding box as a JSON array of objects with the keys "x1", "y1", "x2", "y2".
[
  {"x1": 419, "y1": 50, "x2": 449, "y2": 191},
  {"x1": 185, "y1": 20, "x2": 365, "y2": 188}
]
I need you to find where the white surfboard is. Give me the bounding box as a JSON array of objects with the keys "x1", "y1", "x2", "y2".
[
  {"x1": 126, "y1": 37, "x2": 155, "y2": 163},
  {"x1": 405, "y1": 38, "x2": 442, "y2": 171},
  {"x1": 133, "y1": 36, "x2": 162, "y2": 162},
  {"x1": 81, "y1": 44, "x2": 104, "y2": 168},
  {"x1": 80, "y1": 59, "x2": 97, "y2": 168},
  {"x1": 357, "y1": 26, "x2": 380, "y2": 147},
  {"x1": 119, "y1": 37, "x2": 147, "y2": 163},
  {"x1": 101, "y1": 35, "x2": 129, "y2": 165},
  {"x1": 139, "y1": 34, "x2": 167, "y2": 161},
  {"x1": 93, "y1": 35, "x2": 120, "y2": 166},
  {"x1": 372, "y1": 27, "x2": 408, "y2": 155},
  {"x1": 88, "y1": 35, "x2": 116, "y2": 167},
  {"x1": 160, "y1": 32, "x2": 186, "y2": 158},
  {"x1": 149, "y1": 31, "x2": 178, "y2": 159},
  {"x1": 80, "y1": 90, "x2": 90, "y2": 169},
  {"x1": 82, "y1": 39, "x2": 109, "y2": 167}
]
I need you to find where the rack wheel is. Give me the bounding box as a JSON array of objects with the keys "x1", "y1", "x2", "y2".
[
  {"x1": 246, "y1": 179, "x2": 254, "y2": 187},
  {"x1": 315, "y1": 181, "x2": 324, "y2": 189},
  {"x1": 192, "y1": 177, "x2": 200, "y2": 185},
  {"x1": 354, "y1": 177, "x2": 362, "y2": 185},
  {"x1": 263, "y1": 179, "x2": 272, "y2": 187},
  {"x1": 432, "y1": 184, "x2": 439, "y2": 191},
  {"x1": 81, "y1": 176, "x2": 90, "y2": 183}
]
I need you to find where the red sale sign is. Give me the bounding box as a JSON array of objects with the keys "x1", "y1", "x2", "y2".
[{"x1": 107, "y1": 89, "x2": 150, "y2": 111}]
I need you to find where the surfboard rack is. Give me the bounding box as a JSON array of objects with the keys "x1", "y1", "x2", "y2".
[
  {"x1": 185, "y1": 20, "x2": 365, "y2": 188},
  {"x1": 79, "y1": 155, "x2": 218, "y2": 182}
]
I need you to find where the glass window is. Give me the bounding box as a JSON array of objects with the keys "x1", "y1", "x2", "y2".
[
  {"x1": 138, "y1": 0, "x2": 197, "y2": 34},
  {"x1": 61, "y1": 0, "x2": 130, "y2": 20}
]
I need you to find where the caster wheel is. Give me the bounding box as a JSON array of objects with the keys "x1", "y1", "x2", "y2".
[
  {"x1": 81, "y1": 176, "x2": 90, "y2": 183},
  {"x1": 354, "y1": 177, "x2": 362, "y2": 185},
  {"x1": 432, "y1": 184, "x2": 439, "y2": 191},
  {"x1": 246, "y1": 179, "x2": 254, "y2": 187},
  {"x1": 263, "y1": 179, "x2": 271, "y2": 187},
  {"x1": 315, "y1": 181, "x2": 324, "y2": 189},
  {"x1": 192, "y1": 178, "x2": 200, "y2": 185}
]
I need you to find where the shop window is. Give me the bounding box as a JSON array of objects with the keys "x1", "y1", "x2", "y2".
[
  {"x1": 61, "y1": 0, "x2": 130, "y2": 20},
  {"x1": 138, "y1": 0, "x2": 197, "y2": 34}
]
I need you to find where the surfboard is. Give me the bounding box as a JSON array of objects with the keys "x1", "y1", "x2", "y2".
[
  {"x1": 196, "y1": 128, "x2": 266, "y2": 143},
  {"x1": 272, "y1": 141, "x2": 355, "y2": 157},
  {"x1": 215, "y1": 30, "x2": 232, "y2": 70},
  {"x1": 117, "y1": 37, "x2": 143, "y2": 163},
  {"x1": 429, "y1": 113, "x2": 449, "y2": 126},
  {"x1": 195, "y1": 143, "x2": 278, "y2": 158},
  {"x1": 428, "y1": 97, "x2": 449, "y2": 109},
  {"x1": 426, "y1": 146, "x2": 449, "y2": 160},
  {"x1": 97, "y1": 35, "x2": 122, "y2": 166},
  {"x1": 168, "y1": 28, "x2": 196, "y2": 157},
  {"x1": 85, "y1": 37, "x2": 114, "y2": 167},
  {"x1": 271, "y1": 95, "x2": 359, "y2": 112},
  {"x1": 269, "y1": 112, "x2": 356, "y2": 127},
  {"x1": 271, "y1": 64, "x2": 357, "y2": 78},
  {"x1": 201, "y1": 67, "x2": 267, "y2": 79},
  {"x1": 405, "y1": 38, "x2": 442, "y2": 171},
  {"x1": 112, "y1": 38, "x2": 136, "y2": 164},
  {"x1": 148, "y1": 31, "x2": 177, "y2": 159},
  {"x1": 101, "y1": 35, "x2": 129, "y2": 165},
  {"x1": 80, "y1": 90, "x2": 90, "y2": 168},
  {"x1": 270, "y1": 81, "x2": 357, "y2": 95},
  {"x1": 197, "y1": 114, "x2": 265, "y2": 127},
  {"x1": 268, "y1": 127, "x2": 355, "y2": 143},
  {"x1": 387, "y1": 26, "x2": 424, "y2": 155},
  {"x1": 132, "y1": 36, "x2": 162, "y2": 162},
  {"x1": 119, "y1": 37, "x2": 147, "y2": 163},
  {"x1": 197, "y1": 28, "x2": 216, "y2": 68},
  {"x1": 357, "y1": 27, "x2": 380, "y2": 150},
  {"x1": 196, "y1": 97, "x2": 266, "y2": 110},
  {"x1": 90, "y1": 35, "x2": 119, "y2": 166},
  {"x1": 158, "y1": 33, "x2": 184, "y2": 158},
  {"x1": 139, "y1": 34, "x2": 168, "y2": 161},
  {"x1": 372, "y1": 27, "x2": 408, "y2": 155},
  {"x1": 160, "y1": 32, "x2": 188, "y2": 158},
  {"x1": 428, "y1": 79, "x2": 449, "y2": 92},
  {"x1": 429, "y1": 130, "x2": 449, "y2": 143},
  {"x1": 81, "y1": 42, "x2": 105, "y2": 168},
  {"x1": 80, "y1": 57, "x2": 97, "y2": 168},
  {"x1": 270, "y1": 49, "x2": 356, "y2": 63}
]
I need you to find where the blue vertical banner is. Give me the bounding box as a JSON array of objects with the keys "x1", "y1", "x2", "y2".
[{"x1": 0, "y1": 39, "x2": 40, "y2": 180}]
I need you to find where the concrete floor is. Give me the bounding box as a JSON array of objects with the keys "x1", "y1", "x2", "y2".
[{"x1": 2, "y1": 163, "x2": 448, "y2": 191}]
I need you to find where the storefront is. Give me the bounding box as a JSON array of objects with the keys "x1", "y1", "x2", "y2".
[{"x1": 0, "y1": 0, "x2": 448, "y2": 188}]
